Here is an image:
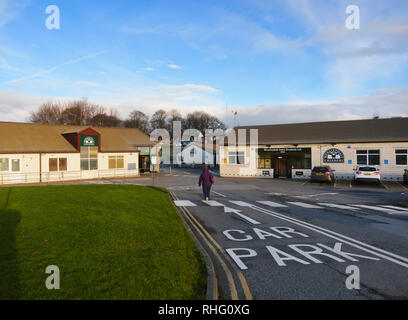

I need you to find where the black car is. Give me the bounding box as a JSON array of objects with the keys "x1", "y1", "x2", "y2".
[{"x1": 310, "y1": 166, "x2": 335, "y2": 183}]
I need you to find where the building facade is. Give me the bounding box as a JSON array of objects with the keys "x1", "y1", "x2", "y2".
[
  {"x1": 0, "y1": 122, "x2": 157, "y2": 184},
  {"x1": 220, "y1": 118, "x2": 408, "y2": 181}
]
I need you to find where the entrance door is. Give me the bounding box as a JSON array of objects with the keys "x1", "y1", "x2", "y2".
[
  {"x1": 10, "y1": 158, "x2": 23, "y2": 183},
  {"x1": 277, "y1": 158, "x2": 288, "y2": 178},
  {"x1": 139, "y1": 155, "x2": 150, "y2": 173}
]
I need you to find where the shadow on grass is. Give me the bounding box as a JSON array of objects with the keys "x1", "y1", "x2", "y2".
[
  {"x1": 146, "y1": 185, "x2": 168, "y2": 194},
  {"x1": 0, "y1": 189, "x2": 20, "y2": 299}
]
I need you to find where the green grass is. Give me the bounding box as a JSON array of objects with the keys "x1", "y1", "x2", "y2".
[
  {"x1": 0, "y1": 184, "x2": 207, "y2": 300},
  {"x1": 399, "y1": 201, "x2": 408, "y2": 208}
]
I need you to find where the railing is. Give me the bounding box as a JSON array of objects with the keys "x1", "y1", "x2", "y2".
[{"x1": 0, "y1": 168, "x2": 140, "y2": 185}]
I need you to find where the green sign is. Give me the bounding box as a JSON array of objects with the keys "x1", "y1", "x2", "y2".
[
  {"x1": 258, "y1": 148, "x2": 310, "y2": 153},
  {"x1": 80, "y1": 135, "x2": 99, "y2": 147}
]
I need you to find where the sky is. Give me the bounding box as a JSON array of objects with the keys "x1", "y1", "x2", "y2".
[{"x1": 0, "y1": 0, "x2": 407, "y2": 127}]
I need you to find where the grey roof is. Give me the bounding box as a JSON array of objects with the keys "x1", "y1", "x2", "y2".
[{"x1": 229, "y1": 117, "x2": 408, "y2": 145}]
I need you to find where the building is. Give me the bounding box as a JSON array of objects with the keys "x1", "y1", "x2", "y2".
[
  {"x1": 175, "y1": 142, "x2": 215, "y2": 167},
  {"x1": 220, "y1": 117, "x2": 408, "y2": 181},
  {"x1": 0, "y1": 122, "x2": 158, "y2": 185}
]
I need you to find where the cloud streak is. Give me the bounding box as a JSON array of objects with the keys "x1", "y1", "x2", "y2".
[{"x1": 5, "y1": 50, "x2": 108, "y2": 85}]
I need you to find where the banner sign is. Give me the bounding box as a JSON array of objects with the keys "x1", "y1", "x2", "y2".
[
  {"x1": 80, "y1": 135, "x2": 99, "y2": 147},
  {"x1": 323, "y1": 148, "x2": 344, "y2": 163}
]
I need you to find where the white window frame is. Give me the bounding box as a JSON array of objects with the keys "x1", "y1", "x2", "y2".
[
  {"x1": 395, "y1": 149, "x2": 408, "y2": 166},
  {"x1": 356, "y1": 149, "x2": 380, "y2": 166},
  {"x1": 228, "y1": 151, "x2": 246, "y2": 165},
  {"x1": 0, "y1": 158, "x2": 9, "y2": 172},
  {"x1": 10, "y1": 158, "x2": 22, "y2": 173}
]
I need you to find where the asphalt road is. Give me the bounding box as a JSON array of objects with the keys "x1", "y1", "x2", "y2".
[{"x1": 98, "y1": 167, "x2": 408, "y2": 300}]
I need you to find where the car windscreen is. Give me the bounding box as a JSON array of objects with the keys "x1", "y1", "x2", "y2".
[
  {"x1": 312, "y1": 167, "x2": 329, "y2": 173},
  {"x1": 358, "y1": 167, "x2": 377, "y2": 172}
]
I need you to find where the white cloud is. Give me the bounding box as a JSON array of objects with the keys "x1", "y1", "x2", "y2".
[
  {"x1": 1, "y1": 86, "x2": 408, "y2": 127},
  {"x1": 73, "y1": 81, "x2": 101, "y2": 88},
  {"x1": 0, "y1": 0, "x2": 29, "y2": 28},
  {"x1": 167, "y1": 64, "x2": 182, "y2": 69}
]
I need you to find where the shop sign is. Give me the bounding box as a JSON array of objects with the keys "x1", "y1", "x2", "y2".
[
  {"x1": 258, "y1": 148, "x2": 310, "y2": 153},
  {"x1": 80, "y1": 135, "x2": 99, "y2": 147},
  {"x1": 323, "y1": 148, "x2": 344, "y2": 163}
]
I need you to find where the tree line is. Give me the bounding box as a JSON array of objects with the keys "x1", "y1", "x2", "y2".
[{"x1": 30, "y1": 99, "x2": 226, "y2": 134}]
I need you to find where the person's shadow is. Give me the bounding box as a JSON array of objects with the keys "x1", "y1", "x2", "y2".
[{"x1": 0, "y1": 188, "x2": 20, "y2": 299}]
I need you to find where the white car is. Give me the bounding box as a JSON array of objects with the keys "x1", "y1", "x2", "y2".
[{"x1": 354, "y1": 166, "x2": 381, "y2": 184}]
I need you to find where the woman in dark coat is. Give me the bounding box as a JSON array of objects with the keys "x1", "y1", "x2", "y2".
[{"x1": 198, "y1": 167, "x2": 214, "y2": 203}]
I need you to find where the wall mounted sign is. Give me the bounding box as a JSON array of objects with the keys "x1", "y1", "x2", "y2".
[
  {"x1": 80, "y1": 135, "x2": 99, "y2": 147},
  {"x1": 323, "y1": 148, "x2": 344, "y2": 163},
  {"x1": 258, "y1": 148, "x2": 311, "y2": 153}
]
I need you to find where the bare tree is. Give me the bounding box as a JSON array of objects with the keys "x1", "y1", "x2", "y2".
[
  {"x1": 30, "y1": 101, "x2": 64, "y2": 124},
  {"x1": 123, "y1": 110, "x2": 150, "y2": 133},
  {"x1": 150, "y1": 109, "x2": 167, "y2": 131}
]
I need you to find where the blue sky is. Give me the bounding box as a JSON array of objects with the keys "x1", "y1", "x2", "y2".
[{"x1": 0, "y1": 0, "x2": 408, "y2": 126}]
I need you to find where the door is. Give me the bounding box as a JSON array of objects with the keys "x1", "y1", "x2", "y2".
[
  {"x1": 10, "y1": 158, "x2": 23, "y2": 183},
  {"x1": 277, "y1": 158, "x2": 288, "y2": 178}
]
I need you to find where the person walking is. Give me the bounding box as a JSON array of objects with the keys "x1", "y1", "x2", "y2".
[{"x1": 198, "y1": 166, "x2": 214, "y2": 203}]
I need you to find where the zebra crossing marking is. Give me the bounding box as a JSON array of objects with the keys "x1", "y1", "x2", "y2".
[
  {"x1": 317, "y1": 203, "x2": 361, "y2": 210},
  {"x1": 257, "y1": 201, "x2": 288, "y2": 208},
  {"x1": 202, "y1": 200, "x2": 225, "y2": 207},
  {"x1": 174, "y1": 200, "x2": 196, "y2": 207},
  {"x1": 286, "y1": 202, "x2": 323, "y2": 209}
]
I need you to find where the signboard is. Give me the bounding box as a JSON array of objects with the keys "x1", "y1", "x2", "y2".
[
  {"x1": 80, "y1": 135, "x2": 99, "y2": 147},
  {"x1": 262, "y1": 170, "x2": 270, "y2": 176},
  {"x1": 258, "y1": 148, "x2": 311, "y2": 153},
  {"x1": 295, "y1": 171, "x2": 304, "y2": 176},
  {"x1": 323, "y1": 148, "x2": 344, "y2": 163}
]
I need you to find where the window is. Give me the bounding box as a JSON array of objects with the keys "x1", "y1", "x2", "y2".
[
  {"x1": 228, "y1": 151, "x2": 245, "y2": 165},
  {"x1": 81, "y1": 147, "x2": 98, "y2": 170},
  {"x1": 49, "y1": 158, "x2": 67, "y2": 172},
  {"x1": 396, "y1": 149, "x2": 408, "y2": 165},
  {"x1": 356, "y1": 150, "x2": 380, "y2": 166},
  {"x1": 190, "y1": 148, "x2": 196, "y2": 157},
  {"x1": 0, "y1": 158, "x2": 8, "y2": 171},
  {"x1": 108, "y1": 156, "x2": 124, "y2": 169},
  {"x1": 11, "y1": 159, "x2": 20, "y2": 172}
]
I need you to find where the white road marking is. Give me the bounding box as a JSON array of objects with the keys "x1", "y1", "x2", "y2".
[
  {"x1": 257, "y1": 201, "x2": 288, "y2": 208},
  {"x1": 212, "y1": 191, "x2": 227, "y2": 198},
  {"x1": 229, "y1": 201, "x2": 254, "y2": 207},
  {"x1": 286, "y1": 202, "x2": 323, "y2": 209},
  {"x1": 265, "y1": 192, "x2": 285, "y2": 196},
  {"x1": 317, "y1": 203, "x2": 361, "y2": 210},
  {"x1": 351, "y1": 205, "x2": 401, "y2": 214},
  {"x1": 243, "y1": 203, "x2": 408, "y2": 268},
  {"x1": 380, "y1": 205, "x2": 408, "y2": 212},
  {"x1": 202, "y1": 200, "x2": 225, "y2": 207},
  {"x1": 174, "y1": 200, "x2": 196, "y2": 207},
  {"x1": 294, "y1": 193, "x2": 338, "y2": 199},
  {"x1": 224, "y1": 207, "x2": 261, "y2": 225}
]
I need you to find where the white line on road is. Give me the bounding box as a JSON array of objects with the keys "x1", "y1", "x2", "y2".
[
  {"x1": 317, "y1": 203, "x2": 361, "y2": 210},
  {"x1": 174, "y1": 200, "x2": 196, "y2": 207},
  {"x1": 202, "y1": 200, "x2": 225, "y2": 207},
  {"x1": 212, "y1": 191, "x2": 227, "y2": 198},
  {"x1": 286, "y1": 202, "x2": 323, "y2": 209},
  {"x1": 294, "y1": 193, "x2": 339, "y2": 199},
  {"x1": 229, "y1": 201, "x2": 254, "y2": 207},
  {"x1": 224, "y1": 206, "x2": 261, "y2": 225},
  {"x1": 244, "y1": 203, "x2": 408, "y2": 268},
  {"x1": 380, "y1": 205, "x2": 408, "y2": 212},
  {"x1": 257, "y1": 201, "x2": 288, "y2": 208},
  {"x1": 351, "y1": 205, "x2": 402, "y2": 214}
]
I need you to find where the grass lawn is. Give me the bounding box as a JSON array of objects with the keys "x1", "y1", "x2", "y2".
[
  {"x1": 0, "y1": 184, "x2": 207, "y2": 300},
  {"x1": 400, "y1": 201, "x2": 408, "y2": 208}
]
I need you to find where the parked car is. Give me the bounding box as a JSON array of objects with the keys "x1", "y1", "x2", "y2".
[
  {"x1": 310, "y1": 166, "x2": 335, "y2": 183},
  {"x1": 404, "y1": 169, "x2": 408, "y2": 185},
  {"x1": 354, "y1": 166, "x2": 381, "y2": 184}
]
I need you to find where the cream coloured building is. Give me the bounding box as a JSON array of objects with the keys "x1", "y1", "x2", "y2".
[
  {"x1": 0, "y1": 122, "x2": 158, "y2": 185},
  {"x1": 220, "y1": 117, "x2": 408, "y2": 181}
]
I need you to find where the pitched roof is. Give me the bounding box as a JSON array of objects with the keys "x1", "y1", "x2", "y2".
[
  {"x1": 0, "y1": 122, "x2": 155, "y2": 153},
  {"x1": 229, "y1": 117, "x2": 408, "y2": 145}
]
